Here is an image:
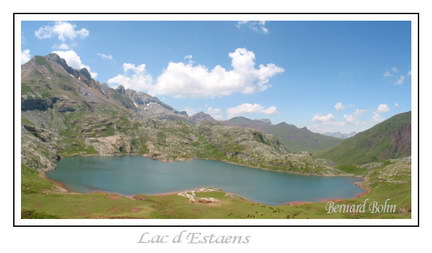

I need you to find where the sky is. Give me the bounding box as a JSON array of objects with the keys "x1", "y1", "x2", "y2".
[{"x1": 21, "y1": 20, "x2": 412, "y2": 134}]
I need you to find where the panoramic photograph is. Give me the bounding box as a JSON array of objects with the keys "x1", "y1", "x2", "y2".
[{"x1": 18, "y1": 18, "x2": 413, "y2": 221}]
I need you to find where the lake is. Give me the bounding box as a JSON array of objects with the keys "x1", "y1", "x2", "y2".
[{"x1": 47, "y1": 156, "x2": 364, "y2": 206}]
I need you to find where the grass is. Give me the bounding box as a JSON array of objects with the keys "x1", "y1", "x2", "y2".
[
  {"x1": 22, "y1": 192, "x2": 155, "y2": 219},
  {"x1": 21, "y1": 164, "x2": 56, "y2": 194},
  {"x1": 21, "y1": 83, "x2": 33, "y2": 95},
  {"x1": 337, "y1": 165, "x2": 365, "y2": 175},
  {"x1": 34, "y1": 56, "x2": 53, "y2": 72},
  {"x1": 21, "y1": 210, "x2": 60, "y2": 219},
  {"x1": 57, "y1": 133, "x2": 99, "y2": 156}
]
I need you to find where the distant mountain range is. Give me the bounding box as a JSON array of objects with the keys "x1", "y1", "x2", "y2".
[
  {"x1": 317, "y1": 112, "x2": 411, "y2": 165},
  {"x1": 322, "y1": 131, "x2": 357, "y2": 139},
  {"x1": 222, "y1": 116, "x2": 343, "y2": 153}
]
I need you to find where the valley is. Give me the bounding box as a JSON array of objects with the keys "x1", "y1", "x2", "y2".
[{"x1": 20, "y1": 54, "x2": 412, "y2": 219}]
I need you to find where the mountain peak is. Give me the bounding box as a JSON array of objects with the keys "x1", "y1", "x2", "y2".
[
  {"x1": 258, "y1": 118, "x2": 272, "y2": 125},
  {"x1": 21, "y1": 53, "x2": 188, "y2": 121},
  {"x1": 275, "y1": 122, "x2": 289, "y2": 127},
  {"x1": 37, "y1": 53, "x2": 84, "y2": 80},
  {"x1": 230, "y1": 116, "x2": 250, "y2": 121},
  {"x1": 46, "y1": 53, "x2": 63, "y2": 63},
  {"x1": 79, "y1": 68, "x2": 92, "y2": 80},
  {"x1": 190, "y1": 112, "x2": 216, "y2": 122},
  {"x1": 115, "y1": 85, "x2": 126, "y2": 94}
]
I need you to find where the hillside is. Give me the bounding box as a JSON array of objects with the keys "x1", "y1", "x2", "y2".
[
  {"x1": 316, "y1": 111, "x2": 411, "y2": 165},
  {"x1": 21, "y1": 53, "x2": 337, "y2": 176},
  {"x1": 222, "y1": 117, "x2": 343, "y2": 153}
]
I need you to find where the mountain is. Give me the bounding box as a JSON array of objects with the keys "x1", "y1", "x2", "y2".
[
  {"x1": 222, "y1": 117, "x2": 343, "y2": 153},
  {"x1": 222, "y1": 116, "x2": 272, "y2": 132},
  {"x1": 190, "y1": 112, "x2": 216, "y2": 123},
  {"x1": 316, "y1": 112, "x2": 411, "y2": 165},
  {"x1": 21, "y1": 54, "x2": 337, "y2": 175},
  {"x1": 258, "y1": 118, "x2": 272, "y2": 124},
  {"x1": 22, "y1": 54, "x2": 186, "y2": 119},
  {"x1": 323, "y1": 131, "x2": 357, "y2": 139}
]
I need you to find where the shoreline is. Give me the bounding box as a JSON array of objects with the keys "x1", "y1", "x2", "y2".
[
  {"x1": 199, "y1": 157, "x2": 365, "y2": 180},
  {"x1": 285, "y1": 185, "x2": 370, "y2": 206},
  {"x1": 42, "y1": 174, "x2": 368, "y2": 207},
  {"x1": 41, "y1": 173, "x2": 75, "y2": 194},
  {"x1": 42, "y1": 172, "x2": 139, "y2": 199},
  {"x1": 40, "y1": 154, "x2": 368, "y2": 206}
]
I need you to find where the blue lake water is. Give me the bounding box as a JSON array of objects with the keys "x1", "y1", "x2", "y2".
[{"x1": 47, "y1": 156, "x2": 364, "y2": 206}]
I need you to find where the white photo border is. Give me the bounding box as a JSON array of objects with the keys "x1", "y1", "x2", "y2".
[{"x1": 13, "y1": 13, "x2": 419, "y2": 227}]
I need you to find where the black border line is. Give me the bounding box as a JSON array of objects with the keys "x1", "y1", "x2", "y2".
[{"x1": 13, "y1": 12, "x2": 420, "y2": 228}]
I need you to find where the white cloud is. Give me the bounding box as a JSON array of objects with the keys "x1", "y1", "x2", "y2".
[
  {"x1": 21, "y1": 49, "x2": 31, "y2": 64},
  {"x1": 227, "y1": 103, "x2": 277, "y2": 119},
  {"x1": 184, "y1": 55, "x2": 194, "y2": 64},
  {"x1": 354, "y1": 108, "x2": 367, "y2": 117},
  {"x1": 372, "y1": 112, "x2": 384, "y2": 122},
  {"x1": 52, "y1": 50, "x2": 97, "y2": 78},
  {"x1": 108, "y1": 48, "x2": 284, "y2": 98},
  {"x1": 35, "y1": 21, "x2": 89, "y2": 41},
  {"x1": 343, "y1": 109, "x2": 367, "y2": 125},
  {"x1": 384, "y1": 66, "x2": 409, "y2": 85},
  {"x1": 383, "y1": 71, "x2": 391, "y2": 78},
  {"x1": 334, "y1": 102, "x2": 345, "y2": 111},
  {"x1": 376, "y1": 104, "x2": 390, "y2": 114},
  {"x1": 236, "y1": 21, "x2": 269, "y2": 34},
  {"x1": 56, "y1": 43, "x2": 70, "y2": 50},
  {"x1": 372, "y1": 104, "x2": 390, "y2": 122},
  {"x1": 394, "y1": 103, "x2": 399, "y2": 107},
  {"x1": 395, "y1": 75, "x2": 405, "y2": 85},
  {"x1": 343, "y1": 114, "x2": 355, "y2": 123},
  {"x1": 207, "y1": 107, "x2": 224, "y2": 120},
  {"x1": 312, "y1": 113, "x2": 335, "y2": 123},
  {"x1": 313, "y1": 107, "x2": 367, "y2": 128},
  {"x1": 97, "y1": 53, "x2": 113, "y2": 60},
  {"x1": 123, "y1": 63, "x2": 145, "y2": 73},
  {"x1": 108, "y1": 63, "x2": 152, "y2": 91},
  {"x1": 331, "y1": 121, "x2": 347, "y2": 127}
]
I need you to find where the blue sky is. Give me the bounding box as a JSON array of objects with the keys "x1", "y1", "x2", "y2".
[{"x1": 21, "y1": 20, "x2": 412, "y2": 133}]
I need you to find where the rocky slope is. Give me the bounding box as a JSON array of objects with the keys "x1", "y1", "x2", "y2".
[
  {"x1": 222, "y1": 117, "x2": 343, "y2": 153},
  {"x1": 21, "y1": 54, "x2": 337, "y2": 175},
  {"x1": 316, "y1": 112, "x2": 411, "y2": 165}
]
